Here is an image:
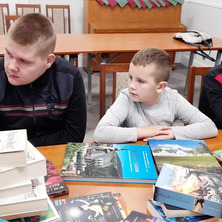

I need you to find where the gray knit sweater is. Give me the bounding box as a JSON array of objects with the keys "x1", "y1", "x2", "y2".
[{"x1": 94, "y1": 87, "x2": 218, "y2": 143}]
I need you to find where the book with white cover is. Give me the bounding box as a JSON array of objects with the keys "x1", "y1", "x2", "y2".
[
  {"x1": 22, "y1": 197, "x2": 60, "y2": 222},
  {"x1": 0, "y1": 179, "x2": 32, "y2": 199},
  {"x1": 0, "y1": 177, "x2": 48, "y2": 221},
  {"x1": 25, "y1": 141, "x2": 47, "y2": 179},
  {"x1": 0, "y1": 166, "x2": 29, "y2": 189},
  {"x1": 0, "y1": 129, "x2": 28, "y2": 167},
  {"x1": 0, "y1": 141, "x2": 47, "y2": 189}
]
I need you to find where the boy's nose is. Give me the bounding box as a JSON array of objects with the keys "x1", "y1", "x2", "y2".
[
  {"x1": 8, "y1": 59, "x2": 19, "y2": 72},
  {"x1": 129, "y1": 80, "x2": 136, "y2": 90}
]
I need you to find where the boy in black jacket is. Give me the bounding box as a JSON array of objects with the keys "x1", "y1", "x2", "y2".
[
  {"x1": 199, "y1": 64, "x2": 222, "y2": 129},
  {"x1": 0, "y1": 13, "x2": 86, "y2": 146}
]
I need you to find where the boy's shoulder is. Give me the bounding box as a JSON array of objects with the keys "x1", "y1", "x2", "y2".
[
  {"x1": 53, "y1": 56, "x2": 80, "y2": 77},
  {"x1": 162, "y1": 87, "x2": 185, "y2": 104},
  {"x1": 164, "y1": 87, "x2": 180, "y2": 96}
]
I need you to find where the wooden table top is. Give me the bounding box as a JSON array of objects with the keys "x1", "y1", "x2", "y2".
[
  {"x1": 1, "y1": 33, "x2": 222, "y2": 56},
  {"x1": 37, "y1": 130, "x2": 222, "y2": 221}
]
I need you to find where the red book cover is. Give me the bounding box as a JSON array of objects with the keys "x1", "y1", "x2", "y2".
[{"x1": 44, "y1": 159, "x2": 69, "y2": 199}]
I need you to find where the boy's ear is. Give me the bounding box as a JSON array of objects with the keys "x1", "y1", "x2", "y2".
[
  {"x1": 46, "y1": 53, "x2": 56, "y2": 69},
  {"x1": 157, "y1": 81, "x2": 168, "y2": 93}
]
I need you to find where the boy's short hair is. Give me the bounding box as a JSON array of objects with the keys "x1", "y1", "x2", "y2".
[
  {"x1": 131, "y1": 47, "x2": 171, "y2": 83},
  {"x1": 7, "y1": 13, "x2": 56, "y2": 58}
]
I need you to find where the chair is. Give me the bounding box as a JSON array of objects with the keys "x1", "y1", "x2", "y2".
[
  {"x1": 100, "y1": 63, "x2": 130, "y2": 118},
  {"x1": 46, "y1": 4, "x2": 78, "y2": 66},
  {"x1": 5, "y1": 15, "x2": 20, "y2": 32},
  {"x1": 186, "y1": 66, "x2": 212, "y2": 105},
  {"x1": 0, "y1": 3, "x2": 9, "y2": 34},
  {"x1": 46, "y1": 5, "x2": 71, "y2": 34},
  {"x1": 15, "y1": 4, "x2": 41, "y2": 15}
]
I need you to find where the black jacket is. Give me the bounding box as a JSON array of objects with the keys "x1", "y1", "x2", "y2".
[
  {"x1": 0, "y1": 56, "x2": 87, "y2": 146},
  {"x1": 199, "y1": 64, "x2": 222, "y2": 129}
]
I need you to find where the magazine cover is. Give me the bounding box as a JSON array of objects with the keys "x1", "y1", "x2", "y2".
[
  {"x1": 61, "y1": 143, "x2": 158, "y2": 184},
  {"x1": 154, "y1": 163, "x2": 222, "y2": 218},
  {"x1": 53, "y1": 192, "x2": 124, "y2": 222},
  {"x1": 148, "y1": 139, "x2": 222, "y2": 175}
]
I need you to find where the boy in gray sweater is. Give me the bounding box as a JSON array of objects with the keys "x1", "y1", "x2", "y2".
[{"x1": 94, "y1": 48, "x2": 217, "y2": 143}]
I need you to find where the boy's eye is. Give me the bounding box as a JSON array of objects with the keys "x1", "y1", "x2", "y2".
[
  {"x1": 20, "y1": 59, "x2": 27, "y2": 64},
  {"x1": 138, "y1": 79, "x2": 144, "y2": 83}
]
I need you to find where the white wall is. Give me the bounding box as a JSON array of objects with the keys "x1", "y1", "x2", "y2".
[
  {"x1": 2, "y1": 0, "x2": 222, "y2": 67},
  {"x1": 1, "y1": 0, "x2": 84, "y2": 34},
  {"x1": 179, "y1": 0, "x2": 222, "y2": 67}
]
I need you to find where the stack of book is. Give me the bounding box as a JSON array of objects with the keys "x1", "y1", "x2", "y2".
[
  {"x1": 147, "y1": 139, "x2": 222, "y2": 220},
  {"x1": 0, "y1": 129, "x2": 48, "y2": 221},
  {"x1": 153, "y1": 163, "x2": 222, "y2": 219}
]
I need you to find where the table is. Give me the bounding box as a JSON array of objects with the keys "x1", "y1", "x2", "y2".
[
  {"x1": 37, "y1": 130, "x2": 222, "y2": 221},
  {"x1": 1, "y1": 33, "x2": 222, "y2": 104}
]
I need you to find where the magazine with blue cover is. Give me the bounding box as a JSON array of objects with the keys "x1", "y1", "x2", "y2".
[
  {"x1": 61, "y1": 143, "x2": 158, "y2": 184},
  {"x1": 154, "y1": 163, "x2": 222, "y2": 218}
]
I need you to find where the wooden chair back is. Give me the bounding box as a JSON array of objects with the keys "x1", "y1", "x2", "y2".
[
  {"x1": 5, "y1": 15, "x2": 20, "y2": 32},
  {"x1": 45, "y1": 5, "x2": 77, "y2": 66},
  {"x1": 186, "y1": 66, "x2": 212, "y2": 105},
  {"x1": 100, "y1": 63, "x2": 130, "y2": 118},
  {"x1": 46, "y1": 5, "x2": 71, "y2": 34},
  {"x1": 15, "y1": 4, "x2": 41, "y2": 15},
  {"x1": 0, "y1": 4, "x2": 9, "y2": 34}
]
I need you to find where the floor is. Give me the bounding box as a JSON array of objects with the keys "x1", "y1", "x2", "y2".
[{"x1": 80, "y1": 63, "x2": 201, "y2": 143}]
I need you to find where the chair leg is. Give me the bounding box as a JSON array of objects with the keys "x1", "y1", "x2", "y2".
[
  {"x1": 100, "y1": 69, "x2": 106, "y2": 119},
  {"x1": 112, "y1": 72, "x2": 116, "y2": 103},
  {"x1": 69, "y1": 54, "x2": 78, "y2": 67}
]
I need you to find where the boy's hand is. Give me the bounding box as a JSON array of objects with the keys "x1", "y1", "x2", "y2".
[{"x1": 137, "y1": 126, "x2": 174, "y2": 141}]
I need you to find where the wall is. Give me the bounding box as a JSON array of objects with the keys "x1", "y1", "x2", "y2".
[
  {"x1": 2, "y1": 0, "x2": 222, "y2": 67},
  {"x1": 1, "y1": 0, "x2": 84, "y2": 34},
  {"x1": 179, "y1": 0, "x2": 222, "y2": 67}
]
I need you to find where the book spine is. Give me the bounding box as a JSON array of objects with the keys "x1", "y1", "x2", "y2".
[
  {"x1": 48, "y1": 189, "x2": 69, "y2": 199},
  {"x1": 154, "y1": 186, "x2": 222, "y2": 218}
]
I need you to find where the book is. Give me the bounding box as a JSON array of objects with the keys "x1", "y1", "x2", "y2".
[
  {"x1": 0, "y1": 142, "x2": 47, "y2": 189},
  {"x1": 0, "y1": 177, "x2": 48, "y2": 221},
  {"x1": 0, "y1": 179, "x2": 32, "y2": 199},
  {"x1": 213, "y1": 149, "x2": 222, "y2": 163},
  {"x1": 0, "y1": 167, "x2": 30, "y2": 189},
  {"x1": 53, "y1": 191, "x2": 125, "y2": 221},
  {"x1": 146, "y1": 199, "x2": 212, "y2": 221},
  {"x1": 113, "y1": 193, "x2": 130, "y2": 220},
  {"x1": 124, "y1": 210, "x2": 164, "y2": 222},
  {"x1": 44, "y1": 159, "x2": 69, "y2": 199},
  {"x1": 22, "y1": 197, "x2": 60, "y2": 222},
  {"x1": 159, "y1": 202, "x2": 202, "y2": 218},
  {"x1": 147, "y1": 199, "x2": 210, "y2": 220},
  {"x1": 61, "y1": 143, "x2": 158, "y2": 184},
  {"x1": 148, "y1": 139, "x2": 222, "y2": 174},
  {"x1": 0, "y1": 129, "x2": 28, "y2": 168},
  {"x1": 25, "y1": 141, "x2": 47, "y2": 179},
  {"x1": 154, "y1": 163, "x2": 222, "y2": 218}
]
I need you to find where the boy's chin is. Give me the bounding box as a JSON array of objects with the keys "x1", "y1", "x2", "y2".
[{"x1": 131, "y1": 97, "x2": 141, "y2": 103}]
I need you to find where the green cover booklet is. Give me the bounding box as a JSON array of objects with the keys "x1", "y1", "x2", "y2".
[{"x1": 148, "y1": 139, "x2": 222, "y2": 175}]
